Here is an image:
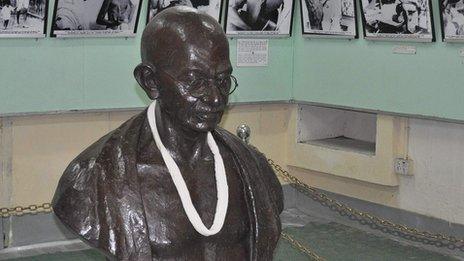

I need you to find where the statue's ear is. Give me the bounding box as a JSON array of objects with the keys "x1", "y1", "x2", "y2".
[{"x1": 134, "y1": 63, "x2": 160, "y2": 100}]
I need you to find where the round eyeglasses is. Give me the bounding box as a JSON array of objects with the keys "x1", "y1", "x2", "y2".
[{"x1": 159, "y1": 69, "x2": 238, "y2": 98}]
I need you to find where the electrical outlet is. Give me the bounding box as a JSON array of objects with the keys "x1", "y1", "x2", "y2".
[{"x1": 394, "y1": 158, "x2": 412, "y2": 176}]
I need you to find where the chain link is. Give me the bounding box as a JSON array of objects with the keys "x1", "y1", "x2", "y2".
[
  {"x1": 2, "y1": 158, "x2": 463, "y2": 258},
  {"x1": 267, "y1": 158, "x2": 464, "y2": 253},
  {"x1": 281, "y1": 232, "x2": 325, "y2": 260},
  {"x1": 0, "y1": 203, "x2": 52, "y2": 218},
  {"x1": 0, "y1": 204, "x2": 320, "y2": 259}
]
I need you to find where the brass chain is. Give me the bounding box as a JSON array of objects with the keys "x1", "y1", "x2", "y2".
[
  {"x1": 0, "y1": 203, "x2": 52, "y2": 218},
  {"x1": 281, "y1": 232, "x2": 325, "y2": 260},
  {"x1": 267, "y1": 158, "x2": 464, "y2": 252}
]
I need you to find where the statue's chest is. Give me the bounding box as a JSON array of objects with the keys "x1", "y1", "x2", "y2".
[{"x1": 137, "y1": 155, "x2": 250, "y2": 258}]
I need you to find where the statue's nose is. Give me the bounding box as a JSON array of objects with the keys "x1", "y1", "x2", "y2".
[{"x1": 201, "y1": 84, "x2": 223, "y2": 107}]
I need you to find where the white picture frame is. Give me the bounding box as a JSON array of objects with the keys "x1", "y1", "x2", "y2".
[
  {"x1": 50, "y1": 0, "x2": 143, "y2": 38},
  {"x1": 224, "y1": 0, "x2": 295, "y2": 37},
  {"x1": 360, "y1": 0, "x2": 435, "y2": 42},
  {"x1": 0, "y1": 0, "x2": 49, "y2": 38},
  {"x1": 147, "y1": 0, "x2": 223, "y2": 23},
  {"x1": 440, "y1": 0, "x2": 464, "y2": 42},
  {"x1": 300, "y1": 0, "x2": 357, "y2": 38}
]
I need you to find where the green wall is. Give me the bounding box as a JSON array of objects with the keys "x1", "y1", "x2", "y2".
[
  {"x1": 292, "y1": 0, "x2": 464, "y2": 121},
  {"x1": 0, "y1": 2, "x2": 293, "y2": 115},
  {"x1": 1, "y1": 0, "x2": 464, "y2": 122}
]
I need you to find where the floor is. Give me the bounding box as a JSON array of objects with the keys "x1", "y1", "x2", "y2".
[
  {"x1": 3, "y1": 210, "x2": 457, "y2": 261},
  {"x1": 276, "y1": 221, "x2": 457, "y2": 260}
]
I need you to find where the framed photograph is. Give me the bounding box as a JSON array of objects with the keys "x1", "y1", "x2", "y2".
[
  {"x1": 300, "y1": 0, "x2": 357, "y2": 38},
  {"x1": 0, "y1": 0, "x2": 48, "y2": 38},
  {"x1": 147, "y1": 0, "x2": 223, "y2": 23},
  {"x1": 50, "y1": 0, "x2": 143, "y2": 37},
  {"x1": 224, "y1": 0, "x2": 295, "y2": 37},
  {"x1": 360, "y1": 0, "x2": 434, "y2": 42},
  {"x1": 440, "y1": 0, "x2": 464, "y2": 42}
]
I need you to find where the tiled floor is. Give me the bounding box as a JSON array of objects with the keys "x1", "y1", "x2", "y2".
[
  {"x1": 277, "y1": 223, "x2": 457, "y2": 260},
  {"x1": 4, "y1": 217, "x2": 457, "y2": 261}
]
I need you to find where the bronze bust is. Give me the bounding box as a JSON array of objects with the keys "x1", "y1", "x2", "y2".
[{"x1": 53, "y1": 7, "x2": 283, "y2": 261}]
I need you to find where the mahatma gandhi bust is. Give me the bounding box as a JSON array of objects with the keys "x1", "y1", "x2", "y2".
[{"x1": 52, "y1": 6, "x2": 283, "y2": 261}]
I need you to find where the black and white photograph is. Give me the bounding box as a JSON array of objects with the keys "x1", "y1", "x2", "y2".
[
  {"x1": 361, "y1": 0, "x2": 434, "y2": 41},
  {"x1": 50, "y1": 0, "x2": 142, "y2": 37},
  {"x1": 224, "y1": 0, "x2": 294, "y2": 37},
  {"x1": 440, "y1": 0, "x2": 464, "y2": 41},
  {"x1": 147, "y1": 0, "x2": 223, "y2": 23},
  {"x1": 0, "y1": 0, "x2": 48, "y2": 38},
  {"x1": 300, "y1": 0, "x2": 356, "y2": 38}
]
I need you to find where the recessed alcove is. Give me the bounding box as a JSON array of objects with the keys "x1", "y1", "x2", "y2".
[
  {"x1": 297, "y1": 106, "x2": 377, "y2": 156},
  {"x1": 287, "y1": 104, "x2": 409, "y2": 186}
]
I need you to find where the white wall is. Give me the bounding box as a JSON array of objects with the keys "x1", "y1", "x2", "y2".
[
  {"x1": 398, "y1": 118, "x2": 464, "y2": 224},
  {"x1": 288, "y1": 106, "x2": 464, "y2": 225}
]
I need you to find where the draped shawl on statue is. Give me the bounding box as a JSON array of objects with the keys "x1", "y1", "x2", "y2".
[{"x1": 52, "y1": 110, "x2": 283, "y2": 261}]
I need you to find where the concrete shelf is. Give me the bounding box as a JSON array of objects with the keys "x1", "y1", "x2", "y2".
[
  {"x1": 302, "y1": 136, "x2": 376, "y2": 156},
  {"x1": 288, "y1": 105, "x2": 409, "y2": 186}
]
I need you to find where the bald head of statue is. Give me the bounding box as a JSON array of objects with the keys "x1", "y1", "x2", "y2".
[{"x1": 134, "y1": 6, "x2": 233, "y2": 132}]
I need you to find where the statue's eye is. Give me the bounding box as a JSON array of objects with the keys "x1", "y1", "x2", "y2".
[
  {"x1": 190, "y1": 78, "x2": 204, "y2": 87},
  {"x1": 217, "y1": 77, "x2": 229, "y2": 86},
  {"x1": 182, "y1": 72, "x2": 205, "y2": 86}
]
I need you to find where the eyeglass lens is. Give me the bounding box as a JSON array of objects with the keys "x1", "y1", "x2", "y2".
[{"x1": 161, "y1": 70, "x2": 238, "y2": 97}]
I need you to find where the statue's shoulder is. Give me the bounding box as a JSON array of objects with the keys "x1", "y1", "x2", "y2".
[
  {"x1": 63, "y1": 111, "x2": 146, "y2": 176},
  {"x1": 52, "y1": 111, "x2": 149, "y2": 251},
  {"x1": 52, "y1": 110, "x2": 146, "y2": 211}
]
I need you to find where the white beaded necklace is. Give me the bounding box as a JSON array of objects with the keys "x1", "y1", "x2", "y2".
[{"x1": 147, "y1": 101, "x2": 229, "y2": 236}]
